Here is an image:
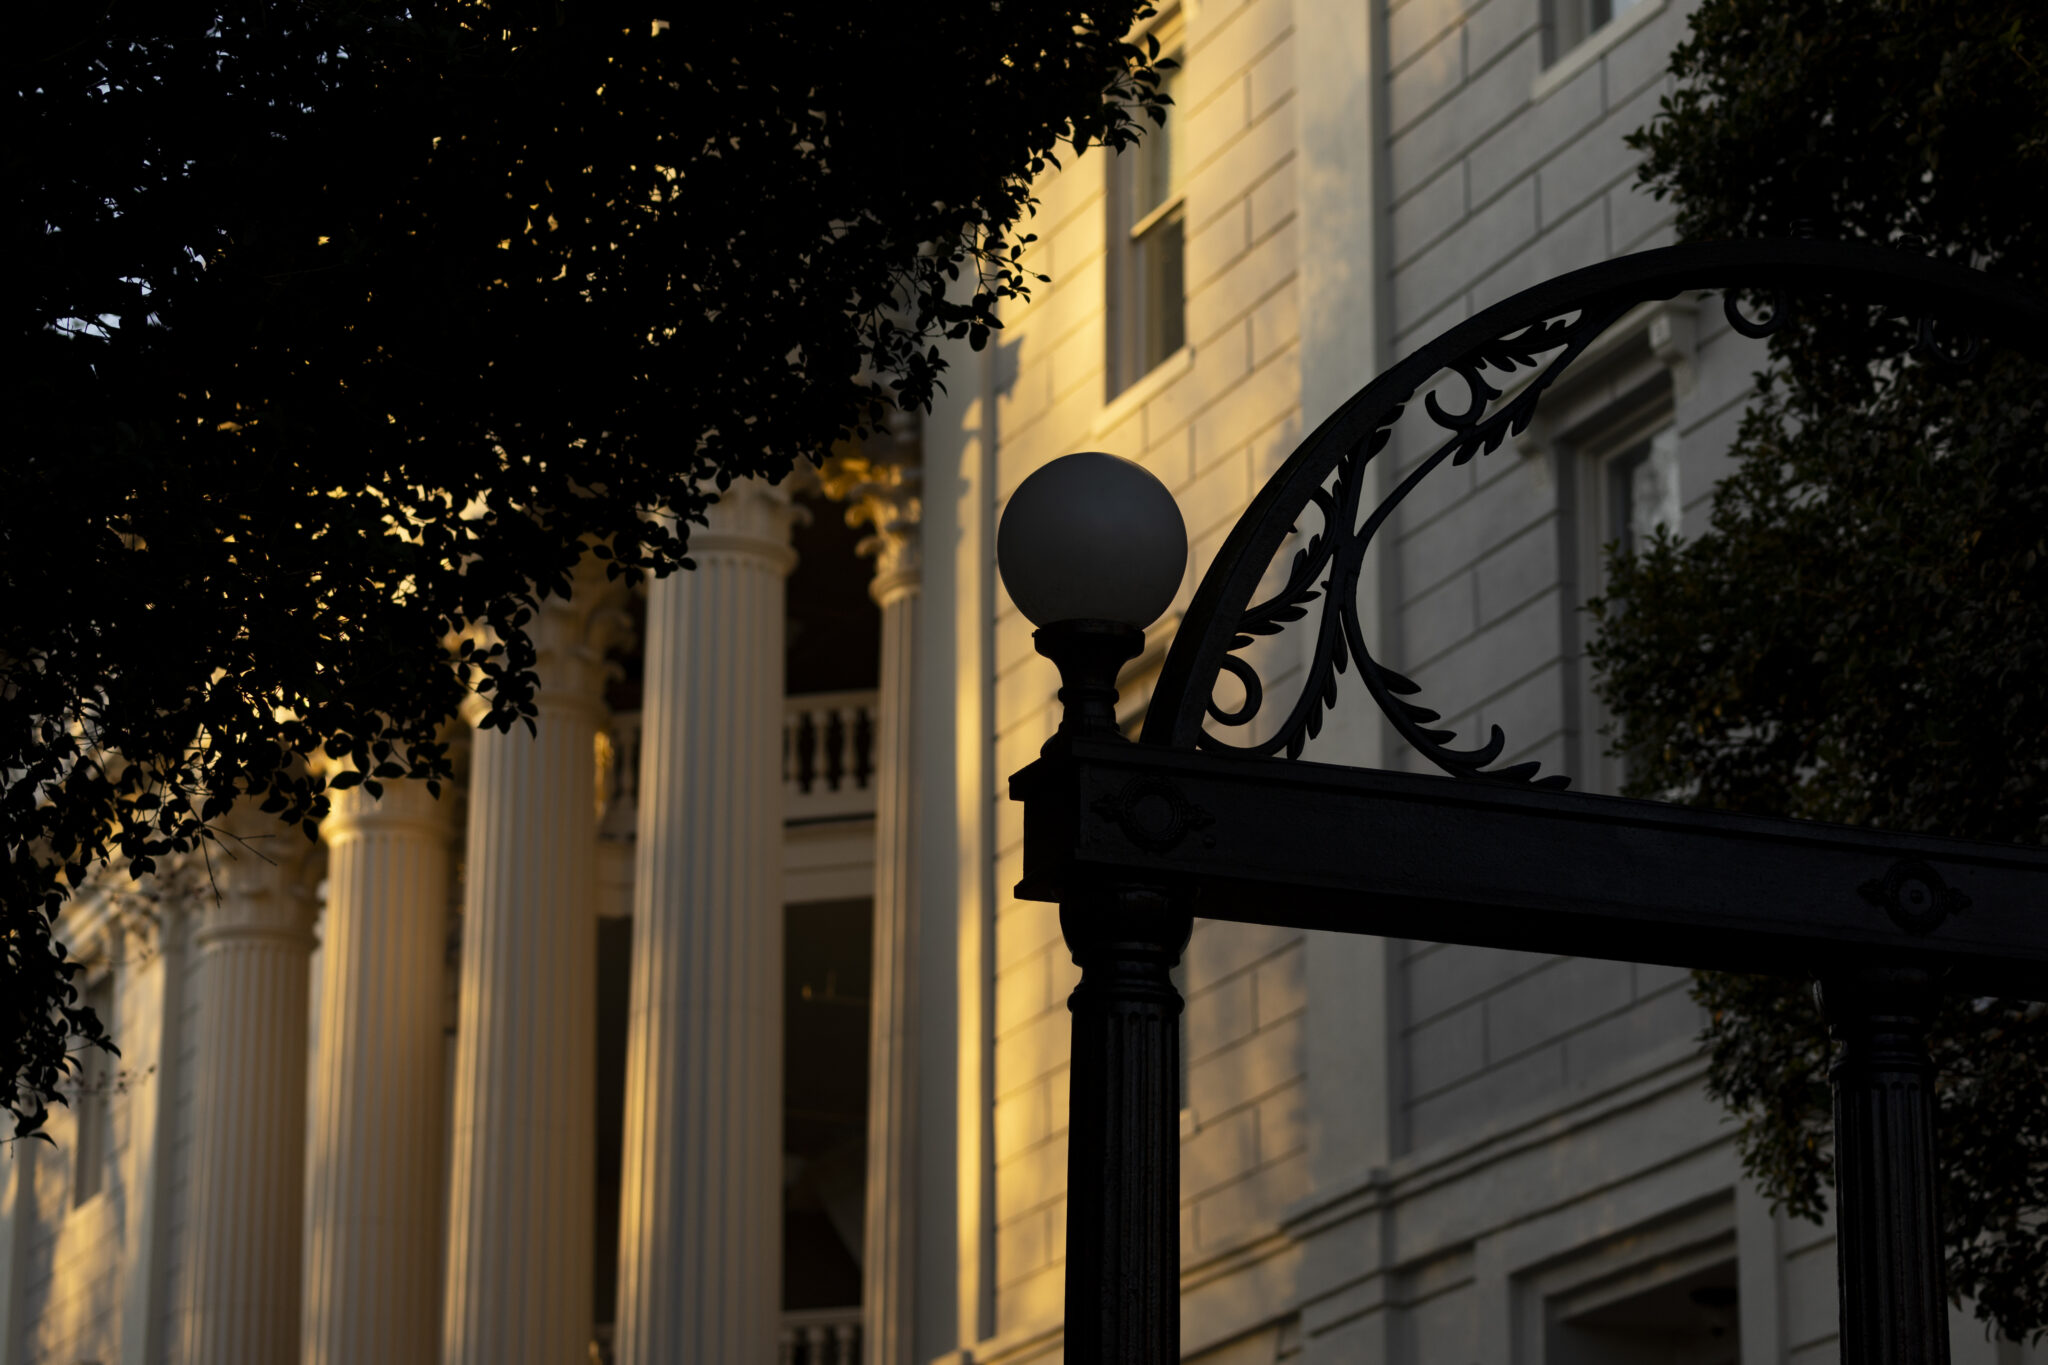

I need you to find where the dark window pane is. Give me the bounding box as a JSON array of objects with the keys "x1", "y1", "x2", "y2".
[{"x1": 1139, "y1": 211, "x2": 1186, "y2": 372}]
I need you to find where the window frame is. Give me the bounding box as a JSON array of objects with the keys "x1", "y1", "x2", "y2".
[
  {"x1": 1540, "y1": 0, "x2": 1652, "y2": 69},
  {"x1": 1561, "y1": 394, "x2": 1679, "y2": 796},
  {"x1": 1603, "y1": 427, "x2": 1683, "y2": 567},
  {"x1": 1106, "y1": 12, "x2": 1188, "y2": 399}
]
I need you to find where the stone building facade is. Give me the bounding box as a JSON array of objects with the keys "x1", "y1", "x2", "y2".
[{"x1": 4, "y1": 1, "x2": 2042, "y2": 1363}]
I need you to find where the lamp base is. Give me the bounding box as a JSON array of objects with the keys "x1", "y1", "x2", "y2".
[{"x1": 1033, "y1": 620, "x2": 1146, "y2": 750}]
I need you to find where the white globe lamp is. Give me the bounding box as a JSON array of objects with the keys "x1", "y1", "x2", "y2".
[
  {"x1": 996, "y1": 453, "x2": 1188, "y2": 745},
  {"x1": 996, "y1": 451, "x2": 1187, "y2": 630}
]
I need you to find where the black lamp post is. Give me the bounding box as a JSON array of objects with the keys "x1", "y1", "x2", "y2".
[
  {"x1": 1000, "y1": 240, "x2": 2048, "y2": 1365},
  {"x1": 997, "y1": 451, "x2": 1194, "y2": 1363}
]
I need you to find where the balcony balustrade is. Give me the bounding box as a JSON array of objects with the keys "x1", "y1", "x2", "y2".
[
  {"x1": 780, "y1": 690, "x2": 877, "y2": 823},
  {"x1": 777, "y1": 1307, "x2": 861, "y2": 1365},
  {"x1": 602, "y1": 690, "x2": 877, "y2": 831}
]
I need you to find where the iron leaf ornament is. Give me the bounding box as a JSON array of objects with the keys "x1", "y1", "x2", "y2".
[{"x1": 1141, "y1": 240, "x2": 2048, "y2": 784}]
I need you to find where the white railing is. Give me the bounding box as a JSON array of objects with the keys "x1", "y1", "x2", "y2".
[
  {"x1": 781, "y1": 690, "x2": 877, "y2": 823},
  {"x1": 587, "y1": 1308, "x2": 860, "y2": 1365},
  {"x1": 778, "y1": 1307, "x2": 861, "y2": 1365},
  {"x1": 601, "y1": 691, "x2": 878, "y2": 832}
]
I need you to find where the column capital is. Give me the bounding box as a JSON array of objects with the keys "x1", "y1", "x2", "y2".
[
  {"x1": 869, "y1": 519, "x2": 922, "y2": 606},
  {"x1": 819, "y1": 449, "x2": 922, "y2": 605},
  {"x1": 457, "y1": 550, "x2": 630, "y2": 727},
  {"x1": 688, "y1": 477, "x2": 801, "y2": 571},
  {"x1": 312, "y1": 743, "x2": 459, "y2": 846},
  {"x1": 197, "y1": 808, "x2": 319, "y2": 949},
  {"x1": 318, "y1": 776, "x2": 454, "y2": 845}
]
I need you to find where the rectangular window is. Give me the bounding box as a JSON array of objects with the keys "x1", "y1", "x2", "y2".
[
  {"x1": 1569, "y1": 421, "x2": 1679, "y2": 794},
  {"x1": 1606, "y1": 428, "x2": 1682, "y2": 558},
  {"x1": 1543, "y1": 0, "x2": 1647, "y2": 65},
  {"x1": 73, "y1": 972, "x2": 115, "y2": 1206},
  {"x1": 1108, "y1": 18, "x2": 1186, "y2": 397}
]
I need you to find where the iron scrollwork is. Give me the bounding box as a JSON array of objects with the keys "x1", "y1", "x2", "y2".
[
  {"x1": 1141, "y1": 239, "x2": 2048, "y2": 783},
  {"x1": 1722, "y1": 285, "x2": 1790, "y2": 340}
]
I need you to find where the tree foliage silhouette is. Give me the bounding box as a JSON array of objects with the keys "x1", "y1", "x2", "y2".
[
  {"x1": 1591, "y1": 0, "x2": 2048, "y2": 1336},
  {"x1": 4, "y1": 0, "x2": 1171, "y2": 1139}
]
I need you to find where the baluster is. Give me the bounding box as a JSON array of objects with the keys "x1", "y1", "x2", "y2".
[
  {"x1": 787, "y1": 705, "x2": 802, "y2": 794},
  {"x1": 777, "y1": 1325, "x2": 798, "y2": 1365},
  {"x1": 853, "y1": 704, "x2": 875, "y2": 790},
  {"x1": 799, "y1": 707, "x2": 820, "y2": 794},
  {"x1": 832, "y1": 1321, "x2": 858, "y2": 1365},
  {"x1": 806, "y1": 1323, "x2": 829, "y2": 1364},
  {"x1": 822, "y1": 707, "x2": 845, "y2": 791}
]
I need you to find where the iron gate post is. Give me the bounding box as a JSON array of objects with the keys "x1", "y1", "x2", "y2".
[
  {"x1": 1060, "y1": 883, "x2": 1191, "y2": 1365},
  {"x1": 1003, "y1": 246, "x2": 2048, "y2": 1364},
  {"x1": 1821, "y1": 968, "x2": 1951, "y2": 1365},
  {"x1": 1022, "y1": 617, "x2": 1193, "y2": 1364}
]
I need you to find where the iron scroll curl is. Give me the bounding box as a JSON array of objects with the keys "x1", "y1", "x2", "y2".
[{"x1": 1137, "y1": 239, "x2": 2048, "y2": 782}]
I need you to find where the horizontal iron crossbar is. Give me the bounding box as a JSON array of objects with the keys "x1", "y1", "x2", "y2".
[{"x1": 1014, "y1": 739, "x2": 2048, "y2": 999}]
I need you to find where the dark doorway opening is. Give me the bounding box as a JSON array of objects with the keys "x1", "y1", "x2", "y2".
[{"x1": 784, "y1": 896, "x2": 874, "y2": 1311}]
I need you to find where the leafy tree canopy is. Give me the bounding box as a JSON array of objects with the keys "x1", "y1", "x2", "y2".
[
  {"x1": 4, "y1": 0, "x2": 1171, "y2": 1138},
  {"x1": 1593, "y1": 0, "x2": 2048, "y2": 1338}
]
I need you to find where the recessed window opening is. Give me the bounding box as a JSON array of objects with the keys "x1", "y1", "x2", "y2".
[
  {"x1": 1108, "y1": 14, "x2": 1186, "y2": 397},
  {"x1": 1546, "y1": 1256, "x2": 1740, "y2": 1365},
  {"x1": 1543, "y1": 0, "x2": 1647, "y2": 66},
  {"x1": 1607, "y1": 429, "x2": 1682, "y2": 559},
  {"x1": 1561, "y1": 396, "x2": 1678, "y2": 795}
]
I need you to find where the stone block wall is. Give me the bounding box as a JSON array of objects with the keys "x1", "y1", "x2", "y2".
[{"x1": 985, "y1": 0, "x2": 1308, "y2": 1343}]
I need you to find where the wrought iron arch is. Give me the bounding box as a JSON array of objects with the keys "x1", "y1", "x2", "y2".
[{"x1": 1139, "y1": 239, "x2": 2048, "y2": 785}]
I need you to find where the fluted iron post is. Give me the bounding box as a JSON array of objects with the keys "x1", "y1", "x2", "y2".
[
  {"x1": 1820, "y1": 968, "x2": 1950, "y2": 1365},
  {"x1": 1028, "y1": 618, "x2": 1191, "y2": 1364},
  {"x1": 1061, "y1": 886, "x2": 1191, "y2": 1365}
]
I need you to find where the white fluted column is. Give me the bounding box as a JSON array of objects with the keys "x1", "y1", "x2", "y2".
[
  {"x1": 178, "y1": 810, "x2": 318, "y2": 1365},
  {"x1": 443, "y1": 563, "x2": 620, "y2": 1365},
  {"x1": 862, "y1": 506, "x2": 922, "y2": 1365},
  {"x1": 305, "y1": 776, "x2": 453, "y2": 1365},
  {"x1": 614, "y1": 480, "x2": 796, "y2": 1365}
]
